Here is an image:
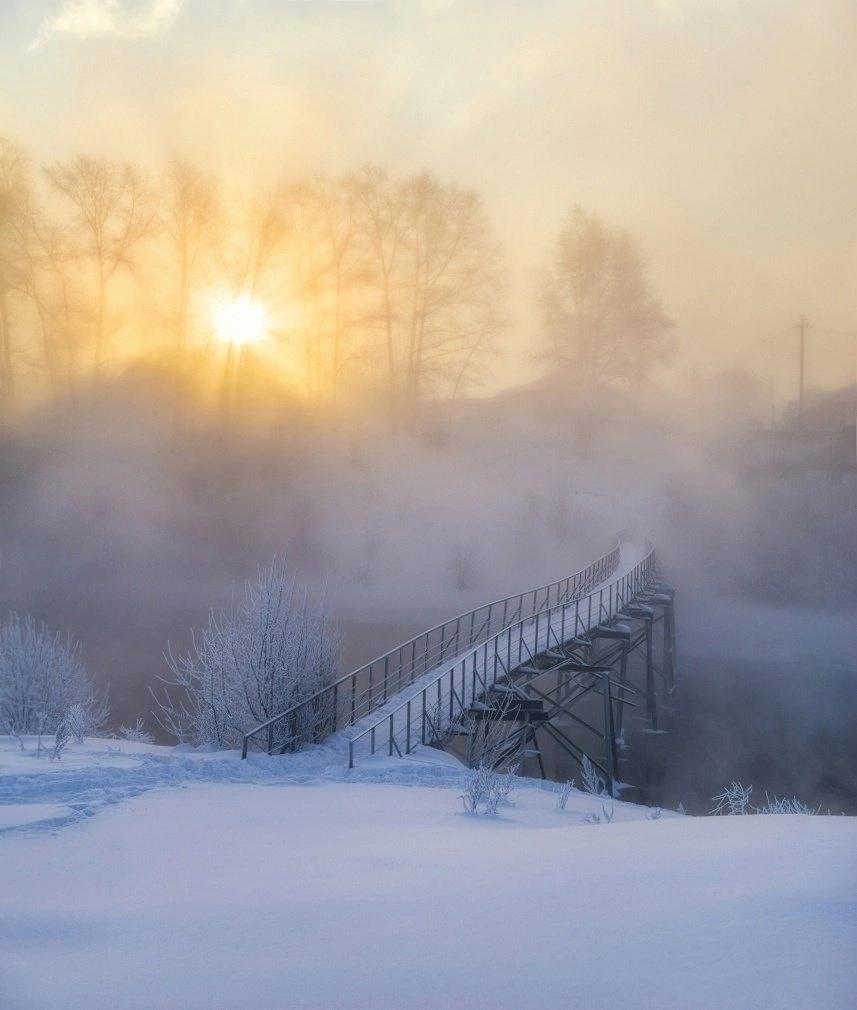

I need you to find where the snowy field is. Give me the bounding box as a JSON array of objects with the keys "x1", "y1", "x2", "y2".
[{"x1": 1, "y1": 738, "x2": 855, "y2": 1010}]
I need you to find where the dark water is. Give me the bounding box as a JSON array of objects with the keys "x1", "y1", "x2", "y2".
[
  {"x1": 503, "y1": 593, "x2": 857, "y2": 815},
  {"x1": 362, "y1": 591, "x2": 857, "y2": 816},
  {"x1": 630, "y1": 653, "x2": 857, "y2": 815}
]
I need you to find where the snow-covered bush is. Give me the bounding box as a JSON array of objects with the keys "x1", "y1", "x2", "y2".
[
  {"x1": 65, "y1": 698, "x2": 110, "y2": 744},
  {"x1": 580, "y1": 755, "x2": 606, "y2": 796},
  {"x1": 711, "y1": 781, "x2": 753, "y2": 815},
  {"x1": 460, "y1": 764, "x2": 516, "y2": 817},
  {"x1": 154, "y1": 559, "x2": 340, "y2": 749},
  {"x1": 556, "y1": 780, "x2": 575, "y2": 811},
  {"x1": 756, "y1": 794, "x2": 819, "y2": 816},
  {"x1": 50, "y1": 720, "x2": 71, "y2": 761},
  {"x1": 712, "y1": 782, "x2": 819, "y2": 816},
  {"x1": 0, "y1": 613, "x2": 108, "y2": 746},
  {"x1": 118, "y1": 717, "x2": 155, "y2": 744},
  {"x1": 580, "y1": 802, "x2": 615, "y2": 825}
]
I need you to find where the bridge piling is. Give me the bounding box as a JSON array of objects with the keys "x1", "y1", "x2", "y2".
[
  {"x1": 616, "y1": 643, "x2": 629, "y2": 736},
  {"x1": 602, "y1": 671, "x2": 617, "y2": 797},
  {"x1": 644, "y1": 618, "x2": 658, "y2": 731}
]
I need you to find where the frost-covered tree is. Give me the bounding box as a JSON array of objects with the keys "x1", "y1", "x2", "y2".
[
  {"x1": 154, "y1": 559, "x2": 340, "y2": 749},
  {"x1": 0, "y1": 613, "x2": 108, "y2": 744}
]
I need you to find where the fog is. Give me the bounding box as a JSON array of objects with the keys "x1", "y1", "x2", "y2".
[
  {"x1": 0, "y1": 367, "x2": 854, "y2": 809},
  {"x1": 3, "y1": 1, "x2": 857, "y2": 392},
  {"x1": 1, "y1": 1, "x2": 856, "y2": 810}
]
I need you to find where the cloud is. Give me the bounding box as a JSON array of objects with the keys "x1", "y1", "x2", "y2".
[{"x1": 31, "y1": 0, "x2": 181, "y2": 48}]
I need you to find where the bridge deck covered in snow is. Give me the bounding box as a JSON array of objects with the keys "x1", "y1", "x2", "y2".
[{"x1": 242, "y1": 538, "x2": 674, "y2": 792}]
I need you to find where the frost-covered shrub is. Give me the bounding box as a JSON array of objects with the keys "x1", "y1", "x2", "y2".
[
  {"x1": 65, "y1": 698, "x2": 110, "y2": 744},
  {"x1": 580, "y1": 802, "x2": 615, "y2": 825},
  {"x1": 460, "y1": 764, "x2": 516, "y2": 817},
  {"x1": 556, "y1": 780, "x2": 575, "y2": 812},
  {"x1": 580, "y1": 755, "x2": 606, "y2": 797},
  {"x1": 119, "y1": 717, "x2": 155, "y2": 744},
  {"x1": 50, "y1": 720, "x2": 71, "y2": 761},
  {"x1": 0, "y1": 613, "x2": 108, "y2": 745},
  {"x1": 154, "y1": 559, "x2": 340, "y2": 749},
  {"x1": 712, "y1": 782, "x2": 820, "y2": 816},
  {"x1": 756, "y1": 794, "x2": 819, "y2": 816},
  {"x1": 711, "y1": 781, "x2": 753, "y2": 815},
  {"x1": 645, "y1": 807, "x2": 663, "y2": 820}
]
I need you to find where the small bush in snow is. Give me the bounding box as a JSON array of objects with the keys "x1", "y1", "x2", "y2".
[
  {"x1": 460, "y1": 765, "x2": 516, "y2": 817},
  {"x1": 580, "y1": 755, "x2": 606, "y2": 797},
  {"x1": 556, "y1": 780, "x2": 575, "y2": 812},
  {"x1": 581, "y1": 803, "x2": 615, "y2": 825},
  {"x1": 0, "y1": 614, "x2": 108, "y2": 746},
  {"x1": 50, "y1": 720, "x2": 71, "y2": 761},
  {"x1": 756, "y1": 794, "x2": 819, "y2": 816},
  {"x1": 65, "y1": 698, "x2": 110, "y2": 744},
  {"x1": 119, "y1": 718, "x2": 155, "y2": 744},
  {"x1": 645, "y1": 807, "x2": 663, "y2": 820},
  {"x1": 712, "y1": 782, "x2": 820, "y2": 816},
  {"x1": 711, "y1": 781, "x2": 753, "y2": 816},
  {"x1": 154, "y1": 559, "x2": 340, "y2": 750},
  {"x1": 676, "y1": 801, "x2": 686, "y2": 816}
]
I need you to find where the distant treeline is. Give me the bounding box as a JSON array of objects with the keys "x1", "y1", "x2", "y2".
[{"x1": 0, "y1": 136, "x2": 672, "y2": 415}]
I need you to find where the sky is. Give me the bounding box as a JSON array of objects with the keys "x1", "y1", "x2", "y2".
[{"x1": 1, "y1": 0, "x2": 856, "y2": 397}]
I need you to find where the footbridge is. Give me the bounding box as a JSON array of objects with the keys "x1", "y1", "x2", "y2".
[{"x1": 241, "y1": 537, "x2": 676, "y2": 796}]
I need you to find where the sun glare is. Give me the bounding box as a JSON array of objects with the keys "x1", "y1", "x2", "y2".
[{"x1": 211, "y1": 294, "x2": 269, "y2": 348}]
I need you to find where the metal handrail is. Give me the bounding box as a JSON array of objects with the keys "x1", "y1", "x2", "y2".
[
  {"x1": 346, "y1": 543, "x2": 657, "y2": 769},
  {"x1": 241, "y1": 537, "x2": 623, "y2": 758}
]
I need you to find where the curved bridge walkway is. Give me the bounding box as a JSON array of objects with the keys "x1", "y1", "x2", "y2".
[{"x1": 242, "y1": 538, "x2": 676, "y2": 796}]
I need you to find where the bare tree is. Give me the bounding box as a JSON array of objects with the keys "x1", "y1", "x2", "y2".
[
  {"x1": 541, "y1": 205, "x2": 673, "y2": 387},
  {"x1": 160, "y1": 159, "x2": 219, "y2": 353},
  {"x1": 0, "y1": 138, "x2": 30, "y2": 411},
  {"x1": 276, "y1": 177, "x2": 367, "y2": 401},
  {"x1": 395, "y1": 174, "x2": 504, "y2": 405},
  {"x1": 348, "y1": 167, "x2": 409, "y2": 392},
  {"x1": 45, "y1": 156, "x2": 154, "y2": 376},
  {"x1": 7, "y1": 181, "x2": 82, "y2": 395},
  {"x1": 347, "y1": 169, "x2": 505, "y2": 408}
]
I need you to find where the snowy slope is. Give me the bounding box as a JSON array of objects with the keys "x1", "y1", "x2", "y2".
[{"x1": 1, "y1": 738, "x2": 855, "y2": 1010}]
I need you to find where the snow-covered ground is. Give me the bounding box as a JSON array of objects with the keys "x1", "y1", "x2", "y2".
[{"x1": 1, "y1": 737, "x2": 855, "y2": 1010}]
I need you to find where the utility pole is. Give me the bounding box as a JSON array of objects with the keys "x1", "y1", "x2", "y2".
[{"x1": 797, "y1": 315, "x2": 809, "y2": 419}]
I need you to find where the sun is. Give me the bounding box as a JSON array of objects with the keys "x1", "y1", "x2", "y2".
[{"x1": 211, "y1": 294, "x2": 269, "y2": 348}]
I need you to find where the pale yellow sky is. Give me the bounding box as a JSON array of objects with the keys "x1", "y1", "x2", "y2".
[{"x1": 2, "y1": 0, "x2": 856, "y2": 397}]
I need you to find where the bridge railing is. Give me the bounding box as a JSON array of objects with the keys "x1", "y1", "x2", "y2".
[
  {"x1": 241, "y1": 538, "x2": 622, "y2": 758},
  {"x1": 346, "y1": 543, "x2": 656, "y2": 769}
]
